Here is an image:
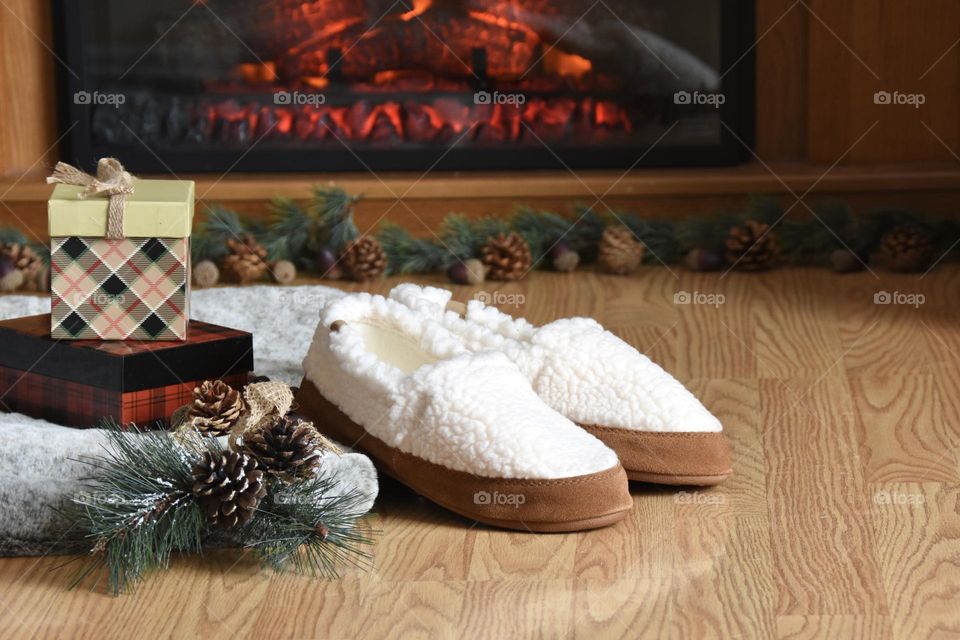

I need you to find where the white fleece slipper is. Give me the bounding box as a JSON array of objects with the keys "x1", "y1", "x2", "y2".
[
  {"x1": 296, "y1": 292, "x2": 632, "y2": 532},
  {"x1": 388, "y1": 284, "x2": 732, "y2": 485}
]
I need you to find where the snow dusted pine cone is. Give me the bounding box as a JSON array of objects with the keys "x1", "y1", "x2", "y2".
[{"x1": 191, "y1": 450, "x2": 266, "y2": 529}]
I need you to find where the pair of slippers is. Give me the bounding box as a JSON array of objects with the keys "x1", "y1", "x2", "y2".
[{"x1": 295, "y1": 284, "x2": 731, "y2": 532}]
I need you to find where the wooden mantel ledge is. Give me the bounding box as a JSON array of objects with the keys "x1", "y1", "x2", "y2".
[{"x1": 2, "y1": 162, "x2": 959, "y2": 202}]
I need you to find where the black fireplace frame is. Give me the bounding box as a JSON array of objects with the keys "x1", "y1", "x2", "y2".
[{"x1": 54, "y1": 1, "x2": 755, "y2": 173}]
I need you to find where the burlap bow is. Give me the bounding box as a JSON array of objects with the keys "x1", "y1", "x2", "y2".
[
  {"x1": 173, "y1": 380, "x2": 341, "y2": 455},
  {"x1": 46, "y1": 158, "x2": 135, "y2": 240}
]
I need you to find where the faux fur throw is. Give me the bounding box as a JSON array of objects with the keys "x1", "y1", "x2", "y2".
[{"x1": 0, "y1": 285, "x2": 375, "y2": 556}]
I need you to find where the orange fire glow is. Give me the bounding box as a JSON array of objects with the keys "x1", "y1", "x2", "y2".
[{"x1": 399, "y1": 0, "x2": 433, "y2": 21}]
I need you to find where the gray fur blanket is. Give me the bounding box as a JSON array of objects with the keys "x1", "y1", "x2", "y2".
[{"x1": 0, "y1": 285, "x2": 374, "y2": 556}]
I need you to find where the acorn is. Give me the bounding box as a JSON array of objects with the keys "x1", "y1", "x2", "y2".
[
  {"x1": 0, "y1": 255, "x2": 24, "y2": 292},
  {"x1": 683, "y1": 248, "x2": 725, "y2": 272},
  {"x1": 193, "y1": 259, "x2": 220, "y2": 288},
  {"x1": 830, "y1": 249, "x2": 865, "y2": 273},
  {"x1": 317, "y1": 247, "x2": 343, "y2": 280},
  {"x1": 550, "y1": 242, "x2": 580, "y2": 272},
  {"x1": 447, "y1": 258, "x2": 486, "y2": 285},
  {"x1": 271, "y1": 259, "x2": 297, "y2": 284}
]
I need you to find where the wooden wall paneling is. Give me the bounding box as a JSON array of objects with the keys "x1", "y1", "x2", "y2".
[
  {"x1": 754, "y1": 0, "x2": 809, "y2": 160},
  {"x1": 806, "y1": 1, "x2": 960, "y2": 164},
  {"x1": 0, "y1": 0, "x2": 57, "y2": 177}
]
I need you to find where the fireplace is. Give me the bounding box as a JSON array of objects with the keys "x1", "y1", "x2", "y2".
[{"x1": 54, "y1": 1, "x2": 754, "y2": 173}]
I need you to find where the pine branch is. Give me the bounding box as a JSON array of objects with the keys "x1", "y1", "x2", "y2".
[
  {"x1": 0, "y1": 226, "x2": 28, "y2": 246},
  {"x1": 472, "y1": 217, "x2": 511, "y2": 244},
  {"x1": 509, "y1": 206, "x2": 572, "y2": 266},
  {"x1": 312, "y1": 186, "x2": 360, "y2": 252},
  {"x1": 193, "y1": 206, "x2": 248, "y2": 262},
  {"x1": 568, "y1": 205, "x2": 606, "y2": 261},
  {"x1": 264, "y1": 197, "x2": 313, "y2": 263},
  {"x1": 438, "y1": 214, "x2": 478, "y2": 260},
  {"x1": 377, "y1": 223, "x2": 447, "y2": 274},
  {"x1": 675, "y1": 211, "x2": 740, "y2": 254},
  {"x1": 61, "y1": 422, "x2": 209, "y2": 594},
  {"x1": 778, "y1": 202, "x2": 852, "y2": 263},
  {"x1": 241, "y1": 473, "x2": 375, "y2": 577},
  {"x1": 57, "y1": 421, "x2": 376, "y2": 595},
  {"x1": 620, "y1": 214, "x2": 679, "y2": 264}
]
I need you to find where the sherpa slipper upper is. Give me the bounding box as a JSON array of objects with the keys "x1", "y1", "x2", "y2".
[
  {"x1": 296, "y1": 293, "x2": 632, "y2": 532},
  {"x1": 388, "y1": 284, "x2": 733, "y2": 486}
]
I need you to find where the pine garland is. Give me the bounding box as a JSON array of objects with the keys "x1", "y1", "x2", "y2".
[
  {"x1": 4, "y1": 189, "x2": 959, "y2": 287},
  {"x1": 312, "y1": 186, "x2": 361, "y2": 252},
  {"x1": 191, "y1": 206, "x2": 248, "y2": 264},
  {"x1": 0, "y1": 226, "x2": 50, "y2": 266},
  {"x1": 377, "y1": 223, "x2": 447, "y2": 275},
  {"x1": 60, "y1": 423, "x2": 373, "y2": 595}
]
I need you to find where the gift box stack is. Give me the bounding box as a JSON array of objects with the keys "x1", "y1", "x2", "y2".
[{"x1": 0, "y1": 159, "x2": 254, "y2": 428}]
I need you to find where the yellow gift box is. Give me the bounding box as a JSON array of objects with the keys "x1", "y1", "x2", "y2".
[{"x1": 48, "y1": 179, "x2": 195, "y2": 238}]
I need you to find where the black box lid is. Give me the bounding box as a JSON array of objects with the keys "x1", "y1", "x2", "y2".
[{"x1": 0, "y1": 314, "x2": 253, "y2": 392}]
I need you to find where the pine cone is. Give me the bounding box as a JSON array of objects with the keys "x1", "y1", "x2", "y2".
[
  {"x1": 342, "y1": 236, "x2": 387, "y2": 281},
  {"x1": 597, "y1": 226, "x2": 644, "y2": 274},
  {"x1": 188, "y1": 380, "x2": 245, "y2": 436},
  {"x1": 191, "y1": 450, "x2": 266, "y2": 529},
  {"x1": 878, "y1": 226, "x2": 934, "y2": 272},
  {"x1": 242, "y1": 415, "x2": 323, "y2": 481},
  {"x1": 481, "y1": 232, "x2": 532, "y2": 281},
  {"x1": 725, "y1": 220, "x2": 779, "y2": 270},
  {"x1": 221, "y1": 233, "x2": 269, "y2": 284},
  {"x1": 1, "y1": 243, "x2": 44, "y2": 290}
]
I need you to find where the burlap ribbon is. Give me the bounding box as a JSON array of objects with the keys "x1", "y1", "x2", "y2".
[
  {"x1": 46, "y1": 158, "x2": 135, "y2": 240},
  {"x1": 174, "y1": 380, "x2": 341, "y2": 455}
]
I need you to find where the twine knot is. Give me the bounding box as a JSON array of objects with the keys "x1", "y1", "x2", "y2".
[{"x1": 47, "y1": 158, "x2": 135, "y2": 240}]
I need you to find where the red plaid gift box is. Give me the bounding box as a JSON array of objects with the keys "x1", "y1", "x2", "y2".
[
  {"x1": 0, "y1": 314, "x2": 253, "y2": 428},
  {"x1": 47, "y1": 160, "x2": 194, "y2": 340}
]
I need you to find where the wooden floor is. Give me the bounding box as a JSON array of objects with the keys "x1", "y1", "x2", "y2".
[{"x1": 1, "y1": 267, "x2": 959, "y2": 639}]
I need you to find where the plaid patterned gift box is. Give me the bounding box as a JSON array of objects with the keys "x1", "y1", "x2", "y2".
[
  {"x1": 47, "y1": 159, "x2": 194, "y2": 341},
  {"x1": 50, "y1": 237, "x2": 189, "y2": 340},
  {"x1": 0, "y1": 314, "x2": 254, "y2": 428}
]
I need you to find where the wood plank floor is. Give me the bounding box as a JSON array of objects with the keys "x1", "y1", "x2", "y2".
[{"x1": 1, "y1": 267, "x2": 959, "y2": 640}]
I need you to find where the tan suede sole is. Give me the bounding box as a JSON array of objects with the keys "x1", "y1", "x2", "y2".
[
  {"x1": 296, "y1": 380, "x2": 633, "y2": 532},
  {"x1": 579, "y1": 424, "x2": 733, "y2": 486}
]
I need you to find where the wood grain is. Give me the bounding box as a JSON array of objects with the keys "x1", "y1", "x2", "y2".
[
  {"x1": 0, "y1": 0, "x2": 57, "y2": 177},
  {"x1": 0, "y1": 267, "x2": 958, "y2": 640},
  {"x1": 806, "y1": 0, "x2": 960, "y2": 164}
]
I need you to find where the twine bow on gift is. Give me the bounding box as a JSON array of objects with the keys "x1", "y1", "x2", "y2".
[{"x1": 46, "y1": 158, "x2": 135, "y2": 240}]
